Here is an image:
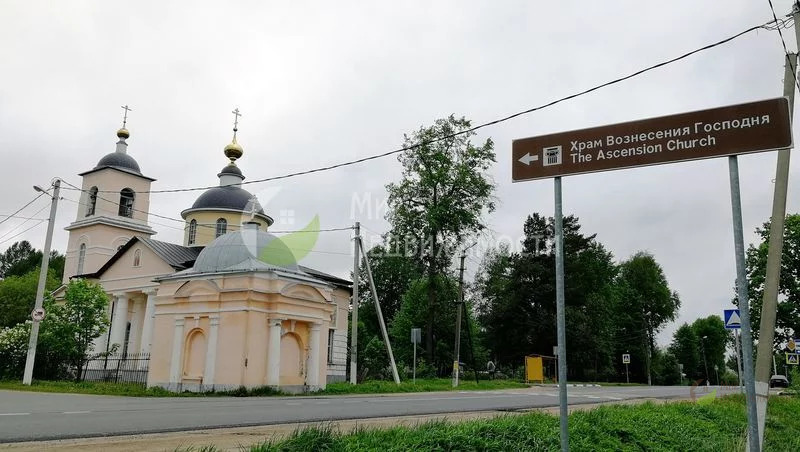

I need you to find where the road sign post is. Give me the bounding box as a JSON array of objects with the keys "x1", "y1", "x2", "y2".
[
  {"x1": 512, "y1": 97, "x2": 791, "y2": 452},
  {"x1": 411, "y1": 328, "x2": 421, "y2": 383},
  {"x1": 622, "y1": 354, "x2": 631, "y2": 383},
  {"x1": 724, "y1": 309, "x2": 743, "y2": 390}
]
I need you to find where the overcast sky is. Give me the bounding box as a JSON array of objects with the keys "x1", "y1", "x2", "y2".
[{"x1": 2, "y1": 1, "x2": 799, "y2": 345}]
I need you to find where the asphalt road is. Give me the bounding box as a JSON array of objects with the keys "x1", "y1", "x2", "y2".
[{"x1": 0, "y1": 385, "x2": 738, "y2": 443}]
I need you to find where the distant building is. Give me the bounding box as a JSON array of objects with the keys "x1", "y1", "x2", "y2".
[{"x1": 54, "y1": 123, "x2": 350, "y2": 392}]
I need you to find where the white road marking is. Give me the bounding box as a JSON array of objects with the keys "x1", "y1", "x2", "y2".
[
  {"x1": 285, "y1": 402, "x2": 302, "y2": 406},
  {"x1": 0, "y1": 413, "x2": 30, "y2": 416},
  {"x1": 63, "y1": 411, "x2": 91, "y2": 414},
  {"x1": 315, "y1": 401, "x2": 330, "y2": 405}
]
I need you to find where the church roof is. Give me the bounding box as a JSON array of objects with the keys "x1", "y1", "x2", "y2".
[{"x1": 75, "y1": 236, "x2": 201, "y2": 279}]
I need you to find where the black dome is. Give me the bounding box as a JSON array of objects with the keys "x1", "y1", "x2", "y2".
[
  {"x1": 96, "y1": 152, "x2": 142, "y2": 174},
  {"x1": 191, "y1": 186, "x2": 265, "y2": 214}
]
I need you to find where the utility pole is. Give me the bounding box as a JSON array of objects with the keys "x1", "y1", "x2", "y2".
[
  {"x1": 349, "y1": 222, "x2": 360, "y2": 384},
  {"x1": 754, "y1": 36, "x2": 799, "y2": 449},
  {"x1": 452, "y1": 253, "x2": 466, "y2": 387},
  {"x1": 22, "y1": 179, "x2": 61, "y2": 385},
  {"x1": 701, "y1": 335, "x2": 710, "y2": 386},
  {"x1": 735, "y1": 328, "x2": 743, "y2": 390}
]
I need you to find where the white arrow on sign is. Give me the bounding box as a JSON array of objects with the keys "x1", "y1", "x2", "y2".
[{"x1": 518, "y1": 153, "x2": 539, "y2": 165}]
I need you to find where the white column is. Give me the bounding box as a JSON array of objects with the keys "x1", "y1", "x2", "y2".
[
  {"x1": 108, "y1": 293, "x2": 129, "y2": 354},
  {"x1": 308, "y1": 323, "x2": 322, "y2": 387},
  {"x1": 138, "y1": 290, "x2": 157, "y2": 356},
  {"x1": 266, "y1": 318, "x2": 282, "y2": 386},
  {"x1": 204, "y1": 316, "x2": 220, "y2": 386},
  {"x1": 169, "y1": 318, "x2": 185, "y2": 385}
]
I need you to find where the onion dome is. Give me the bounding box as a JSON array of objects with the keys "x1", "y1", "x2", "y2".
[{"x1": 192, "y1": 222, "x2": 298, "y2": 272}]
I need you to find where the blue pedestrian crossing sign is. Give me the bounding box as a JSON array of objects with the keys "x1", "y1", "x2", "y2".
[
  {"x1": 724, "y1": 309, "x2": 741, "y2": 329},
  {"x1": 787, "y1": 353, "x2": 799, "y2": 365}
]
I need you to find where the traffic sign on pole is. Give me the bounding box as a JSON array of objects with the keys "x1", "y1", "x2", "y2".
[
  {"x1": 724, "y1": 309, "x2": 742, "y2": 329},
  {"x1": 787, "y1": 353, "x2": 799, "y2": 365},
  {"x1": 622, "y1": 354, "x2": 631, "y2": 364}
]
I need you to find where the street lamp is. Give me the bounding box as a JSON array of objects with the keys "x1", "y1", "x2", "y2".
[{"x1": 701, "y1": 335, "x2": 710, "y2": 387}]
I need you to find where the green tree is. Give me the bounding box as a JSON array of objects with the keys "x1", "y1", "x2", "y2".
[
  {"x1": 615, "y1": 252, "x2": 681, "y2": 384},
  {"x1": 670, "y1": 323, "x2": 701, "y2": 381},
  {"x1": 0, "y1": 267, "x2": 60, "y2": 328},
  {"x1": 0, "y1": 241, "x2": 65, "y2": 280},
  {"x1": 476, "y1": 214, "x2": 619, "y2": 381},
  {"x1": 44, "y1": 279, "x2": 110, "y2": 380},
  {"x1": 742, "y1": 214, "x2": 800, "y2": 347},
  {"x1": 691, "y1": 315, "x2": 729, "y2": 385},
  {"x1": 386, "y1": 115, "x2": 495, "y2": 362}
]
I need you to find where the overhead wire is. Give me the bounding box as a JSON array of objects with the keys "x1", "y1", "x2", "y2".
[
  {"x1": 765, "y1": 0, "x2": 800, "y2": 92},
  {"x1": 0, "y1": 202, "x2": 51, "y2": 242},
  {"x1": 0, "y1": 192, "x2": 45, "y2": 227},
  {"x1": 65, "y1": 18, "x2": 784, "y2": 196},
  {"x1": 0, "y1": 220, "x2": 47, "y2": 246}
]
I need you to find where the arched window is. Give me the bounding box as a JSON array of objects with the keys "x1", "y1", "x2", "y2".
[
  {"x1": 215, "y1": 218, "x2": 227, "y2": 238},
  {"x1": 118, "y1": 188, "x2": 135, "y2": 218},
  {"x1": 188, "y1": 219, "x2": 197, "y2": 245},
  {"x1": 85, "y1": 186, "x2": 98, "y2": 217},
  {"x1": 133, "y1": 249, "x2": 141, "y2": 267},
  {"x1": 77, "y1": 243, "x2": 86, "y2": 274}
]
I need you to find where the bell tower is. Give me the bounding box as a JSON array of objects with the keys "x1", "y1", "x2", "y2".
[{"x1": 63, "y1": 107, "x2": 156, "y2": 282}]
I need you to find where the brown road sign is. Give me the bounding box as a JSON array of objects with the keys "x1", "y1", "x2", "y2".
[{"x1": 512, "y1": 97, "x2": 792, "y2": 182}]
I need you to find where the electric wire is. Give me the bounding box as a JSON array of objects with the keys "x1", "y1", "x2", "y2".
[
  {"x1": 67, "y1": 19, "x2": 782, "y2": 196},
  {"x1": 0, "y1": 202, "x2": 51, "y2": 242},
  {"x1": 0, "y1": 220, "x2": 47, "y2": 246},
  {"x1": 0, "y1": 193, "x2": 45, "y2": 227},
  {"x1": 765, "y1": 0, "x2": 800, "y2": 92}
]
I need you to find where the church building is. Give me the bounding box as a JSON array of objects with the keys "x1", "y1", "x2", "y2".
[{"x1": 56, "y1": 116, "x2": 351, "y2": 392}]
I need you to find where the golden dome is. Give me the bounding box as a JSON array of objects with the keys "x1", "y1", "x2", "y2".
[
  {"x1": 224, "y1": 140, "x2": 243, "y2": 162},
  {"x1": 117, "y1": 128, "x2": 130, "y2": 139}
]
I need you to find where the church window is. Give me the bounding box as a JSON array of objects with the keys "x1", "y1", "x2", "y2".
[
  {"x1": 133, "y1": 249, "x2": 141, "y2": 267},
  {"x1": 86, "y1": 186, "x2": 98, "y2": 216},
  {"x1": 118, "y1": 188, "x2": 135, "y2": 218},
  {"x1": 77, "y1": 243, "x2": 86, "y2": 274},
  {"x1": 215, "y1": 218, "x2": 227, "y2": 238},
  {"x1": 188, "y1": 220, "x2": 197, "y2": 245}
]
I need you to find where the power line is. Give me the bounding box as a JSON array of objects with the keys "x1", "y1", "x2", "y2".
[
  {"x1": 0, "y1": 220, "x2": 47, "y2": 246},
  {"x1": 0, "y1": 203, "x2": 51, "y2": 242},
  {"x1": 68, "y1": 19, "x2": 778, "y2": 196},
  {"x1": 0, "y1": 214, "x2": 49, "y2": 221},
  {"x1": 0, "y1": 193, "x2": 45, "y2": 227},
  {"x1": 765, "y1": 0, "x2": 800, "y2": 92}
]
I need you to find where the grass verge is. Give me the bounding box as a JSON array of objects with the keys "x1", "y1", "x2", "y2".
[
  {"x1": 245, "y1": 395, "x2": 800, "y2": 451},
  {"x1": 0, "y1": 378, "x2": 525, "y2": 397}
]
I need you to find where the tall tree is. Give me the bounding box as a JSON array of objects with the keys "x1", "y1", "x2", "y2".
[
  {"x1": 742, "y1": 214, "x2": 800, "y2": 347},
  {"x1": 476, "y1": 214, "x2": 619, "y2": 381},
  {"x1": 691, "y1": 315, "x2": 729, "y2": 385},
  {"x1": 670, "y1": 323, "x2": 701, "y2": 381},
  {"x1": 386, "y1": 115, "x2": 495, "y2": 361},
  {"x1": 0, "y1": 241, "x2": 65, "y2": 280},
  {"x1": 615, "y1": 252, "x2": 681, "y2": 384}
]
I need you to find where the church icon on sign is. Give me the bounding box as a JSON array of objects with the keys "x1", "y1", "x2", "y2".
[{"x1": 543, "y1": 146, "x2": 562, "y2": 166}]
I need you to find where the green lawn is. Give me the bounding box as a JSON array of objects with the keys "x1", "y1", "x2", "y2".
[
  {"x1": 242, "y1": 395, "x2": 799, "y2": 451},
  {"x1": 0, "y1": 378, "x2": 525, "y2": 397}
]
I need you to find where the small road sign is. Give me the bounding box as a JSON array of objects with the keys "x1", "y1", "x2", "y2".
[
  {"x1": 622, "y1": 354, "x2": 631, "y2": 364},
  {"x1": 31, "y1": 308, "x2": 45, "y2": 322},
  {"x1": 787, "y1": 353, "x2": 799, "y2": 365},
  {"x1": 724, "y1": 309, "x2": 742, "y2": 329},
  {"x1": 512, "y1": 98, "x2": 792, "y2": 182},
  {"x1": 411, "y1": 328, "x2": 421, "y2": 344},
  {"x1": 788, "y1": 338, "x2": 797, "y2": 354}
]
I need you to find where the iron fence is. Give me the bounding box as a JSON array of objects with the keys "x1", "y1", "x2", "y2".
[{"x1": 80, "y1": 352, "x2": 150, "y2": 386}]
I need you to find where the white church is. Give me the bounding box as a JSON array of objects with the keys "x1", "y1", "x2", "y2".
[{"x1": 55, "y1": 119, "x2": 351, "y2": 392}]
